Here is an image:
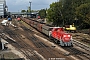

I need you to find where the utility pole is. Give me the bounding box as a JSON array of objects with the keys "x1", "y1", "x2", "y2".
[{"x1": 29, "y1": 1, "x2": 31, "y2": 14}]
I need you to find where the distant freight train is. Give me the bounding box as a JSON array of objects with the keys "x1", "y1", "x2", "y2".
[{"x1": 22, "y1": 18, "x2": 73, "y2": 46}]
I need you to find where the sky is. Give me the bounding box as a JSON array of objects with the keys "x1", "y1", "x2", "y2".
[{"x1": 6, "y1": 0, "x2": 57, "y2": 12}]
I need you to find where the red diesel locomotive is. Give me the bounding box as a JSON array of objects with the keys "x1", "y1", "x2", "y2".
[
  {"x1": 22, "y1": 18, "x2": 73, "y2": 46},
  {"x1": 50, "y1": 27, "x2": 73, "y2": 46}
]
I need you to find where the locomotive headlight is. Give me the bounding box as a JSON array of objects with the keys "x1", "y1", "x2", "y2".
[
  {"x1": 63, "y1": 35, "x2": 70, "y2": 37},
  {"x1": 68, "y1": 35, "x2": 70, "y2": 37},
  {"x1": 63, "y1": 35, "x2": 66, "y2": 37}
]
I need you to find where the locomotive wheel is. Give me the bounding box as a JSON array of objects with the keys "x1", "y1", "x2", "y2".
[
  {"x1": 71, "y1": 42, "x2": 73, "y2": 47},
  {"x1": 54, "y1": 39, "x2": 58, "y2": 43},
  {"x1": 64, "y1": 42, "x2": 68, "y2": 46},
  {"x1": 66, "y1": 42, "x2": 73, "y2": 47},
  {"x1": 55, "y1": 40, "x2": 60, "y2": 44},
  {"x1": 57, "y1": 40, "x2": 60, "y2": 44},
  {"x1": 59, "y1": 40, "x2": 64, "y2": 46},
  {"x1": 69, "y1": 41, "x2": 73, "y2": 47},
  {"x1": 49, "y1": 36, "x2": 52, "y2": 39}
]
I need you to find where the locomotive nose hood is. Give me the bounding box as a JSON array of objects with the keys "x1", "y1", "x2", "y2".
[{"x1": 62, "y1": 33, "x2": 72, "y2": 42}]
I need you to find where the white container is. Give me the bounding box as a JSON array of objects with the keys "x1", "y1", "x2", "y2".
[{"x1": 1, "y1": 19, "x2": 8, "y2": 26}]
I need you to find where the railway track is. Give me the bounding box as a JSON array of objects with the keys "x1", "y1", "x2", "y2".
[
  {"x1": 19, "y1": 26, "x2": 70, "y2": 59},
  {"x1": 62, "y1": 39, "x2": 90, "y2": 60},
  {"x1": 72, "y1": 33, "x2": 90, "y2": 45},
  {"x1": 2, "y1": 27, "x2": 42, "y2": 60},
  {"x1": 81, "y1": 38, "x2": 90, "y2": 44},
  {"x1": 0, "y1": 23, "x2": 72, "y2": 60},
  {"x1": 73, "y1": 40, "x2": 90, "y2": 60},
  {"x1": 42, "y1": 34, "x2": 90, "y2": 60},
  {"x1": 73, "y1": 40, "x2": 90, "y2": 52},
  {"x1": 1, "y1": 18, "x2": 90, "y2": 60}
]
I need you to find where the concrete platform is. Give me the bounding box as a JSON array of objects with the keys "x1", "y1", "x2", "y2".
[
  {"x1": 0, "y1": 38, "x2": 25, "y2": 60},
  {"x1": 0, "y1": 50, "x2": 24, "y2": 60}
]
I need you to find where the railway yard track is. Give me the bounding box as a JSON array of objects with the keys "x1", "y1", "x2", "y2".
[
  {"x1": 0, "y1": 22, "x2": 72, "y2": 60},
  {"x1": 0, "y1": 18, "x2": 90, "y2": 60},
  {"x1": 74, "y1": 39, "x2": 90, "y2": 59},
  {"x1": 2, "y1": 27, "x2": 42, "y2": 60},
  {"x1": 63, "y1": 40, "x2": 90, "y2": 60},
  {"x1": 72, "y1": 33, "x2": 90, "y2": 45}
]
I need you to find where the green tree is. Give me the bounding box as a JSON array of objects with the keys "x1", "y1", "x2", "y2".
[
  {"x1": 39, "y1": 9, "x2": 46, "y2": 19},
  {"x1": 21, "y1": 10, "x2": 26, "y2": 13},
  {"x1": 47, "y1": 2, "x2": 63, "y2": 26},
  {"x1": 76, "y1": 3, "x2": 90, "y2": 28},
  {"x1": 27, "y1": 7, "x2": 30, "y2": 13},
  {"x1": 46, "y1": 0, "x2": 90, "y2": 28}
]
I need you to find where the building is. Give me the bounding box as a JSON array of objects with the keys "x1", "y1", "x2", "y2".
[
  {"x1": 10, "y1": 12, "x2": 39, "y2": 18},
  {"x1": 0, "y1": 0, "x2": 8, "y2": 18}
]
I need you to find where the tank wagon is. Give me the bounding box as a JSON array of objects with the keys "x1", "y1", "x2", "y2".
[{"x1": 22, "y1": 18, "x2": 73, "y2": 46}]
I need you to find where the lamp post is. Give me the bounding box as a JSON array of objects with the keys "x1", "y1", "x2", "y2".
[{"x1": 29, "y1": 1, "x2": 31, "y2": 14}]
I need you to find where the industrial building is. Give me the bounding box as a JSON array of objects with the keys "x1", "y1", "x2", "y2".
[{"x1": 0, "y1": 0, "x2": 8, "y2": 18}]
